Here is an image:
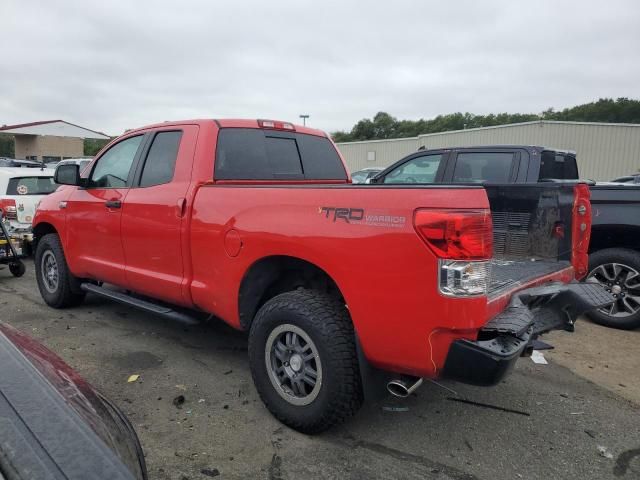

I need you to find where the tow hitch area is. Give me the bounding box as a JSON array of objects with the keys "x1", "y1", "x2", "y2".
[{"x1": 443, "y1": 282, "x2": 614, "y2": 386}]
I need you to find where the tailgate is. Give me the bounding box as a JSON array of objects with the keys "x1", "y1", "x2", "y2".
[
  {"x1": 10, "y1": 195, "x2": 40, "y2": 225},
  {"x1": 484, "y1": 183, "x2": 591, "y2": 298}
]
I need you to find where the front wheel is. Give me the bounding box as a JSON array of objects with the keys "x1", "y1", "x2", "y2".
[
  {"x1": 248, "y1": 289, "x2": 363, "y2": 434},
  {"x1": 586, "y1": 248, "x2": 640, "y2": 329},
  {"x1": 34, "y1": 233, "x2": 86, "y2": 308}
]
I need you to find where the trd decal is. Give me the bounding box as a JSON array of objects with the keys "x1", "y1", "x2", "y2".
[
  {"x1": 319, "y1": 206, "x2": 365, "y2": 223},
  {"x1": 318, "y1": 207, "x2": 406, "y2": 228}
]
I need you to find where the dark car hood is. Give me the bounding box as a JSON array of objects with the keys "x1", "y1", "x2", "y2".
[{"x1": 0, "y1": 323, "x2": 146, "y2": 480}]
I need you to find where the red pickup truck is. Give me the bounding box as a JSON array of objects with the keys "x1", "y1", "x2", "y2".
[{"x1": 33, "y1": 119, "x2": 612, "y2": 433}]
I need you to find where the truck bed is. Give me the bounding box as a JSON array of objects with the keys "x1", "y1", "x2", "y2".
[
  {"x1": 485, "y1": 184, "x2": 576, "y2": 296},
  {"x1": 488, "y1": 259, "x2": 570, "y2": 296}
]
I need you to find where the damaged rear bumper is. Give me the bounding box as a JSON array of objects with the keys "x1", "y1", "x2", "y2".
[{"x1": 442, "y1": 282, "x2": 614, "y2": 386}]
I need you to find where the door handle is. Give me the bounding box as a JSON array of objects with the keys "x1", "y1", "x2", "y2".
[
  {"x1": 105, "y1": 200, "x2": 121, "y2": 209},
  {"x1": 176, "y1": 198, "x2": 187, "y2": 218}
]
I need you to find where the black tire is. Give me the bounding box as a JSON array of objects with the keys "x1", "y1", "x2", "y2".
[
  {"x1": 9, "y1": 261, "x2": 25, "y2": 277},
  {"x1": 34, "y1": 233, "x2": 86, "y2": 308},
  {"x1": 248, "y1": 289, "x2": 363, "y2": 434},
  {"x1": 586, "y1": 248, "x2": 640, "y2": 330}
]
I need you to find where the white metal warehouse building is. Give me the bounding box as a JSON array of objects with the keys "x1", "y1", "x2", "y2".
[{"x1": 336, "y1": 120, "x2": 640, "y2": 181}]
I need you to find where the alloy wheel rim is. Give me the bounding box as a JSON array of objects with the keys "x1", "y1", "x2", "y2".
[
  {"x1": 41, "y1": 250, "x2": 59, "y2": 294},
  {"x1": 265, "y1": 324, "x2": 322, "y2": 406},
  {"x1": 587, "y1": 262, "x2": 640, "y2": 317}
]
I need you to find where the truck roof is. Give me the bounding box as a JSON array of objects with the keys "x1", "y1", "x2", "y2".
[
  {"x1": 123, "y1": 119, "x2": 328, "y2": 138},
  {"x1": 417, "y1": 145, "x2": 576, "y2": 155}
]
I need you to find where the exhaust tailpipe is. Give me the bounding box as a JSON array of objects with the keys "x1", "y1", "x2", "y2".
[{"x1": 386, "y1": 376, "x2": 423, "y2": 398}]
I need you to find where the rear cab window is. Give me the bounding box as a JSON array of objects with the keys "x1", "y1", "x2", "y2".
[
  {"x1": 539, "y1": 151, "x2": 578, "y2": 180},
  {"x1": 6, "y1": 177, "x2": 56, "y2": 195},
  {"x1": 214, "y1": 128, "x2": 346, "y2": 180},
  {"x1": 451, "y1": 152, "x2": 515, "y2": 183}
]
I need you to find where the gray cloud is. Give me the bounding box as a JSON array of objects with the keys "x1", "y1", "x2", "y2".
[{"x1": 2, "y1": 0, "x2": 639, "y2": 135}]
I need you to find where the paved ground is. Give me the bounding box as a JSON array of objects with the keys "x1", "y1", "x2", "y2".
[{"x1": 1, "y1": 261, "x2": 639, "y2": 480}]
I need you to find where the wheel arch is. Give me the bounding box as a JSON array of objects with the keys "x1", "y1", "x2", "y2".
[
  {"x1": 32, "y1": 222, "x2": 59, "y2": 247},
  {"x1": 238, "y1": 255, "x2": 347, "y2": 331},
  {"x1": 589, "y1": 225, "x2": 640, "y2": 254}
]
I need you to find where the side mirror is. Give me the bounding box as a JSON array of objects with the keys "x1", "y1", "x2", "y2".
[{"x1": 54, "y1": 164, "x2": 81, "y2": 186}]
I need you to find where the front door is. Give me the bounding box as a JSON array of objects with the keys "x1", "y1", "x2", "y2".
[
  {"x1": 65, "y1": 134, "x2": 145, "y2": 286},
  {"x1": 120, "y1": 127, "x2": 196, "y2": 305}
]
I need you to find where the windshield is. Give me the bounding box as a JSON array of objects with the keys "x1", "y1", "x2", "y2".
[{"x1": 6, "y1": 176, "x2": 57, "y2": 195}]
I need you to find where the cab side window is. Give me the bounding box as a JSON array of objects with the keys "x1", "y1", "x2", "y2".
[
  {"x1": 89, "y1": 135, "x2": 143, "y2": 188},
  {"x1": 451, "y1": 152, "x2": 514, "y2": 183},
  {"x1": 383, "y1": 154, "x2": 443, "y2": 183},
  {"x1": 139, "y1": 131, "x2": 183, "y2": 187}
]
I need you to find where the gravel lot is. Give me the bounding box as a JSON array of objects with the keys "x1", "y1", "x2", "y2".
[{"x1": 1, "y1": 260, "x2": 639, "y2": 480}]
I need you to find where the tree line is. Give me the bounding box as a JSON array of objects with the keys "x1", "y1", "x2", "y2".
[{"x1": 331, "y1": 97, "x2": 640, "y2": 142}]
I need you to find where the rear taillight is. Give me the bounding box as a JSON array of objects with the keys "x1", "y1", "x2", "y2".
[
  {"x1": 571, "y1": 183, "x2": 591, "y2": 279},
  {"x1": 414, "y1": 209, "x2": 493, "y2": 260},
  {"x1": 414, "y1": 209, "x2": 493, "y2": 296},
  {"x1": 0, "y1": 199, "x2": 17, "y2": 220},
  {"x1": 258, "y1": 119, "x2": 296, "y2": 131}
]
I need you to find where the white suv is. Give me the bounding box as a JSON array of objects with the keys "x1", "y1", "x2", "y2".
[{"x1": 0, "y1": 167, "x2": 57, "y2": 253}]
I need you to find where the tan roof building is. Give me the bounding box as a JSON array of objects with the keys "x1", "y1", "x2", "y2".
[{"x1": 0, "y1": 120, "x2": 110, "y2": 162}]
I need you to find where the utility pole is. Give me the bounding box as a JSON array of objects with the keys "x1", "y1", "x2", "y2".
[{"x1": 299, "y1": 114, "x2": 309, "y2": 126}]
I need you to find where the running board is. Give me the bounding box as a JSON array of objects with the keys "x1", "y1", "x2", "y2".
[{"x1": 80, "y1": 283, "x2": 200, "y2": 325}]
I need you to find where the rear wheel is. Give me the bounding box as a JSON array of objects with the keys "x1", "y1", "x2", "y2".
[
  {"x1": 248, "y1": 289, "x2": 363, "y2": 434},
  {"x1": 586, "y1": 248, "x2": 640, "y2": 329},
  {"x1": 35, "y1": 233, "x2": 86, "y2": 308}
]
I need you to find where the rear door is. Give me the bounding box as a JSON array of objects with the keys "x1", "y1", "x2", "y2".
[
  {"x1": 444, "y1": 149, "x2": 519, "y2": 183},
  {"x1": 120, "y1": 126, "x2": 198, "y2": 305},
  {"x1": 65, "y1": 134, "x2": 145, "y2": 286}
]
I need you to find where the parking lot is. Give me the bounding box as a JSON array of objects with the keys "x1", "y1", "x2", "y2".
[{"x1": 1, "y1": 260, "x2": 639, "y2": 480}]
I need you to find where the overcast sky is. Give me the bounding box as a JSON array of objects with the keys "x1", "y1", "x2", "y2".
[{"x1": 2, "y1": 0, "x2": 639, "y2": 136}]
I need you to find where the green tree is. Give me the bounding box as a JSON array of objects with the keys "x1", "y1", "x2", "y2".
[
  {"x1": 84, "y1": 138, "x2": 111, "y2": 156},
  {"x1": 0, "y1": 135, "x2": 15, "y2": 157}
]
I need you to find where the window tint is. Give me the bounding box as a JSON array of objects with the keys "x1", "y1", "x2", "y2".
[
  {"x1": 6, "y1": 177, "x2": 56, "y2": 195},
  {"x1": 139, "y1": 131, "x2": 182, "y2": 187},
  {"x1": 383, "y1": 154, "x2": 443, "y2": 184},
  {"x1": 452, "y1": 152, "x2": 514, "y2": 183},
  {"x1": 264, "y1": 137, "x2": 303, "y2": 177},
  {"x1": 295, "y1": 133, "x2": 346, "y2": 179},
  {"x1": 90, "y1": 135, "x2": 143, "y2": 188},
  {"x1": 215, "y1": 128, "x2": 346, "y2": 180},
  {"x1": 539, "y1": 152, "x2": 578, "y2": 180}
]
